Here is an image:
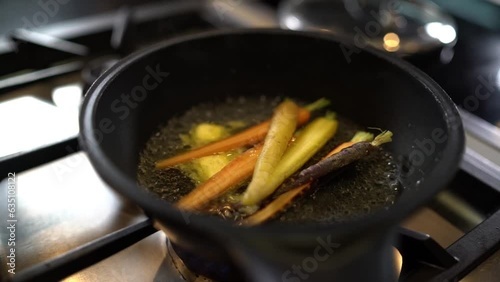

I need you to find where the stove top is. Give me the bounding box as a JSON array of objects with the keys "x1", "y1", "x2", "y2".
[{"x1": 0, "y1": 1, "x2": 499, "y2": 281}]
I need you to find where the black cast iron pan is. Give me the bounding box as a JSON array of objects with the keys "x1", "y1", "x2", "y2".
[{"x1": 79, "y1": 29, "x2": 464, "y2": 282}]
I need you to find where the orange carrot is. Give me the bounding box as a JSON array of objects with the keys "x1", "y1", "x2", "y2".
[
  {"x1": 155, "y1": 98, "x2": 330, "y2": 169},
  {"x1": 156, "y1": 109, "x2": 307, "y2": 169},
  {"x1": 326, "y1": 131, "x2": 374, "y2": 157},
  {"x1": 326, "y1": 141, "x2": 355, "y2": 157},
  {"x1": 242, "y1": 183, "x2": 310, "y2": 226},
  {"x1": 176, "y1": 143, "x2": 264, "y2": 211}
]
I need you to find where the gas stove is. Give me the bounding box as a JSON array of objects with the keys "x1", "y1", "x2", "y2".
[{"x1": 0, "y1": 1, "x2": 499, "y2": 281}]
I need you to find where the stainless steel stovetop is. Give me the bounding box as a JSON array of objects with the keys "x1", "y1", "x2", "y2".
[{"x1": 0, "y1": 1, "x2": 499, "y2": 281}]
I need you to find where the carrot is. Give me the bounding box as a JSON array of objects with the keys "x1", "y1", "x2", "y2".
[
  {"x1": 287, "y1": 131, "x2": 392, "y2": 189},
  {"x1": 245, "y1": 100, "x2": 299, "y2": 200},
  {"x1": 241, "y1": 183, "x2": 310, "y2": 226},
  {"x1": 241, "y1": 113, "x2": 338, "y2": 205},
  {"x1": 274, "y1": 131, "x2": 374, "y2": 196},
  {"x1": 325, "y1": 131, "x2": 374, "y2": 157},
  {"x1": 242, "y1": 131, "x2": 384, "y2": 225},
  {"x1": 177, "y1": 143, "x2": 264, "y2": 211},
  {"x1": 177, "y1": 134, "x2": 300, "y2": 211},
  {"x1": 155, "y1": 98, "x2": 330, "y2": 169}
]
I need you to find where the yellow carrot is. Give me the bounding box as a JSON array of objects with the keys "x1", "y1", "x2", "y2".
[
  {"x1": 241, "y1": 113, "x2": 338, "y2": 205},
  {"x1": 155, "y1": 99, "x2": 330, "y2": 169},
  {"x1": 242, "y1": 131, "x2": 376, "y2": 225},
  {"x1": 245, "y1": 100, "x2": 299, "y2": 200}
]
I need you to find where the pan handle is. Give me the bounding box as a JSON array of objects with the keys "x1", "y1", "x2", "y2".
[{"x1": 227, "y1": 229, "x2": 398, "y2": 282}]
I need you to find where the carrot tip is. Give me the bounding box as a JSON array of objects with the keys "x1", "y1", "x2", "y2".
[
  {"x1": 325, "y1": 111, "x2": 336, "y2": 120},
  {"x1": 304, "y1": 98, "x2": 330, "y2": 112},
  {"x1": 351, "y1": 131, "x2": 374, "y2": 142},
  {"x1": 371, "y1": 131, "x2": 393, "y2": 146}
]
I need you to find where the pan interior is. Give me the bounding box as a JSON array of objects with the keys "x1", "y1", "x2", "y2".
[{"x1": 138, "y1": 96, "x2": 401, "y2": 223}]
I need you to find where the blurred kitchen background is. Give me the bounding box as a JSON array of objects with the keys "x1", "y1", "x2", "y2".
[{"x1": 0, "y1": 0, "x2": 499, "y2": 281}]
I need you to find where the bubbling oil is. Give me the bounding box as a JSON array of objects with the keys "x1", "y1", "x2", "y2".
[{"x1": 138, "y1": 96, "x2": 401, "y2": 224}]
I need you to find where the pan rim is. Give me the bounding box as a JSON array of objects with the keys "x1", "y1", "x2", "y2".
[{"x1": 80, "y1": 28, "x2": 464, "y2": 239}]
